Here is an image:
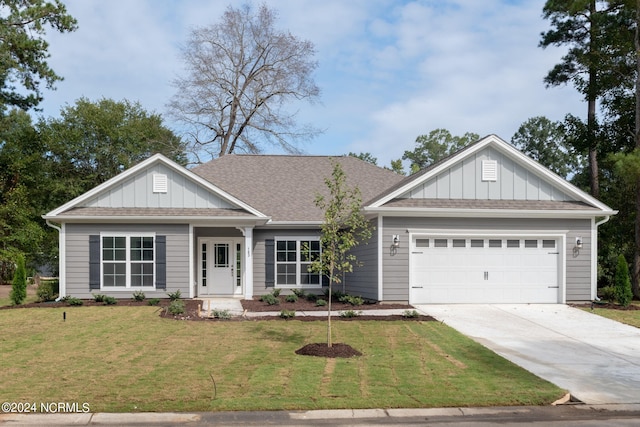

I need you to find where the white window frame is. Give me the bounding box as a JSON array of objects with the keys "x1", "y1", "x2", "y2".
[
  {"x1": 274, "y1": 236, "x2": 322, "y2": 288},
  {"x1": 100, "y1": 232, "x2": 156, "y2": 290}
]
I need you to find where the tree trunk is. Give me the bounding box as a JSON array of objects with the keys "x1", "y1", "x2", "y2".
[
  {"x1": 327, "y1": 272, "x2": 333, "y2": 348},
  {"x1": 588, "y1": 0, "x2": 599, "y2": 199},
  {"x1": 634, "y1": 0, "x2": 640, "y2": 299}
]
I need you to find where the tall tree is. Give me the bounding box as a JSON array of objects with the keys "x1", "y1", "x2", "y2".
[
  {"x1": 168, "y1": 3, "x2": 321, "y2": 162},
  {"x1": 511, "y1": 116, "x2": 584, "y2": 179},
  {"x1": 0, "y1": 0, "x2": 77, "y2": 111},
  {"x1": 403, "y1": 129, "x2": 479, "y2": 174},
  {"x1": 309, "y1": 161, "x2": 372, "y2": 348}
]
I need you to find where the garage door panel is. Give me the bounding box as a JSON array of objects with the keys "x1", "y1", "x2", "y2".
[{"x1": 411, "y1": 237, "x2": 560, "y2": 304}]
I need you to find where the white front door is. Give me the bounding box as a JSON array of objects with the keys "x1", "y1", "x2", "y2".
[{"x1": 198, "y1": 239, "x2": 240, "y2": 296}]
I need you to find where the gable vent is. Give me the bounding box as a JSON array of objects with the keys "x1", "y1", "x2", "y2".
[
  {"x1": 153, "y1": 174, "x2": 168, "y2": 193},
  {"x1": 482, "y1": 160, "x2": 498, "y2": 182}
]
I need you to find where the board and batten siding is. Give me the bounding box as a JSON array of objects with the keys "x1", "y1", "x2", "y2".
[
  {"x1": 404, "y1": 147, "x2": 573, "y2": 201},
  {"x1": 64, "y1": 223, "x2": 190, "y2": 299},
  {"x1": 381, "y1": 217, "x2": 592, "y2": 303},
  {"x1": 83, "y1": 163, "x2": 234, "y2": 209}
]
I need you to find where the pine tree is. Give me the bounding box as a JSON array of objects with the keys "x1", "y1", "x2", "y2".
[
  {"x1": 10, "y1": 254, "x2": 27, "y2": 305},
  {"x1": 614, "y1": 254, "x2": 633, "y2": 307}
]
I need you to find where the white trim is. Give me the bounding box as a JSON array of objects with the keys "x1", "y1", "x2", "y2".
[
  {"x1": 273, "y1": 235, "x2": 322, "y2": 288},
  {"x1": 244, "y1": 227, "x2": 254, "y2": 299},
  {"x1": 189, "y1": 224, "x2": 194, "y2": 298},
  {"x1": 367, "y1": 135, "x2": 615, "y2": 214},
  {"x1": 365, "y1": 207, "x2": 616, "y2": 219},
  {"x1": 44, "y1": 153, "x2": 268, "y2": 219},
  {"x1": 99, "y1": 232, "x2": 156, "y2": 290},
  {"x1": 408, "y1": 229, "x2": 567, "y2": 304},
  {"x1": 377, "y1": 215, "x2": 383, "y2": 301}
]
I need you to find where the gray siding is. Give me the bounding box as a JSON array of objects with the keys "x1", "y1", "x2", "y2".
[
  {"x1": 85, "y1": 163, "x2": 235, "y2": 209},
  {"x1": 404, "y1": 147, "x2": 573, "y2": 201},
  {"x1": 381, "y1": 217, "x2": 592, "y2": 303},
  {"x1": 64, "y1": 223, "x2": 190, "y2": 299},
  {"x1": 343, "y1": 219, "x2": 378, "y2": 300}
]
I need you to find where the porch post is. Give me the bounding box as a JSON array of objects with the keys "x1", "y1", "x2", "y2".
[{"x1": 244, "y1": 227, "x2": 254, "y2": 299}]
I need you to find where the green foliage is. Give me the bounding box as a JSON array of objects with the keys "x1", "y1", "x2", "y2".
[
  {"x1": 36, "y1": 280, "x2": 57, "y2": 302},
  {"x1": 279, "y1": 309, "x2": 296, "y2": 319},
  {"x1": 92, "y1": 294, "x2": 106, "y2": 302},
  {"x1": 315, "y1": 298, "x2": 327, "y2": 307},
  {"x1": 402, "y1": 310, "x2": 420, "y2": 318},
  {"x1": 599, "y1": 286, "x2": 616, "y2": 302},
  {"x1": 102, "y1": 296, "x2": 117, "y2": 305},
  {"x1": 168, "y1": 300, "x2": 185, "y2": 315},
  {"x1": 260, "y1": 293, "x2": 279, "y2": 305},
  {"x1": 403, "y1": 129, "x2": 479, "y2": 173},
  {"x1": 66, "y1": 297, "x2": 83, "y2": 306},
  {"x1": 270, "y1": 288, "x2": 281, "y2": 297},
  {"x1": 147, "y1": 298, "x2": 160, "y2": 306},
  {"x1": 339, "y1": 310, "x2": 361, "y2": 318},
  {"x1": 0, "y1": 0, "x2": 78, "y2": 111},
  {"x1": 212, "y1": 309, "x2": 232, "y2": 320},
  {"x1": 166, "y1": 290, "x2": 181, "y2": 301},
  {"x1": 614, "y1": 255, "x2": 633, "y2": 307},
  {"x1": 10, "y1": 254, "x2": 27, "y2": 305},
  {"x1": 285, "y1": 294, "x2": 298, "y2": 303},
  {"x1": 348, "y1": 152, "x2": 377, "y2": 165},
  {"x1": 291, "y1": 288, "x2": 306, "y2": 298},
  {"x1": 339, "y1": 294, "x2": 364, "y2": 306},
  {"x1": 388, "y1": 158, "x2": 405, "y2": 175},
  {"x1": 132, "y1": 290, "x2": 146, "y2": 301},
  {"x1": 305, "y1": 293, "x2": 317, "y2": 302}
]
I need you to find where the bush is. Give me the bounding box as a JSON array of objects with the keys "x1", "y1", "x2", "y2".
[
  {"x1": 315, "y1": 298, "x2": 327, "y2": 307},
  {"x1": 285, "y1": 294, "x2": 298, "y2": 303},
  {"x1": 132, "y1": 290, "x2": 145, "y2": 301},
  {"x1": 212, "y1": 309, "x2": 232, "y2": 320},
  {"x1": 402, "y1": 309, "x2": 419, "y2": 318},
  {"x1": 279, "y1": 309, "x2": 296, "y2": 319},
  {"x1": 103, "y1": 296, "x2": 117, "y2": 305},
  {"x1": 599, "y1": 286, "x2": 616, "y2": 302},
  {"x1": 339, "y1": 294, "x2": 364, "y2": 306},
  {"x1": 168, "y1": 299, "x2": 185, "y2": 315},
  {"x1": 260, "y1": 293, "x2": 279, "y2": 305},
  {"x1": 66, "y1": 297, "x2": 83, "y2": 306},
  {"x1": 36, "y1": 280, "x2": 57, "y2": 302},
  {"x1": 614, "y1": 255, "x2": 633, "y2": 307},
  {"x1": 167, "y1": 290, "x2": 181, "y2": 301},
  {"x1": 292, "y1": 289, "x2": 306, "y2": 298},
  {"x1": 339, "y1": 310, "x2": 361, "y2": 318},
  {"x1": 147, "y1": 298, "x2": 160, "y2": 306},
  {"x1": 93, "y1": 294, "x2": 106, "y2": 302},
  {"x1": 270, "y1": 288, "x2": 281, "y2": 297},
  {"x1": 10, "y1": 254, "x2": 27, "y2": 305},
  {"x1": 305, "y1": 293, "x2": 318, "y2": 302}
]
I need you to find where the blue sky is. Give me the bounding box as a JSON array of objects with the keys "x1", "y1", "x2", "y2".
[{"x1": 37, "y1": 0, "x2": 584, "y2": 168}]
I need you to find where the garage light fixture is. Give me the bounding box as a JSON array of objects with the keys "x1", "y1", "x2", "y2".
[
  {"x1": 575, "y1": 237, "x2": 582, "y2": 249},
  {"x1": 392, "y1": 235, "x2": 400, "y2": 248}
]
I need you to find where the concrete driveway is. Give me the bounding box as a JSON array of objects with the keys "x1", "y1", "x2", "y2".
[{"x1": 416, "y1": 304, "x2": 640, "y2": 405}]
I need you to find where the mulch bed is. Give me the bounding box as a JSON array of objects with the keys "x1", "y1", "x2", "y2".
[
  {"x1": 570, "y1": 302, "x2": 640, "y2": 311},
  {"x1": 295, "y1": 343, "x2": 362, "y2": 358},
  {"x1": 240, "y1": 296, "x2": 412, "y2": 312}
]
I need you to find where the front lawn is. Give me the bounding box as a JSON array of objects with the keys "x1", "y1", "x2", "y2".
[
  {"x1": 0, "y1": 306, "x2": 564, "y2": 412},
  {"x1": 581, "y1": 303, "x2": 640, "y2": 328}
]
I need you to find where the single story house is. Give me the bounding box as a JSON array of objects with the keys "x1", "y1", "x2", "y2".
[{"x1": 43, "y1": 135, "x2": 616, "y2": 304}]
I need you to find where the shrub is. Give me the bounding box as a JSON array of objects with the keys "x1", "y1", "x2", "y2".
[
  {"x1": 270, "y1": 288, "x2": 281, "y2": 297},
  {"x1": 599, "y1": 286, "x2": 616, "y2": 302},
  {"x1": 292, "y1": 289, "x2": 306, "y2": 298},
  {"x1": 279, "y1": 309, "x2": 296, "y2": 319},
  {"x1": 339, "y1": 294, "x2": 364, "y2": 306},
  {"x1": 614, "y1": 255, "x2": 633, "y2": 307},
  {"x1": 132, "y1": 290, "x2": 146, "y2": 301},
  {"x1": 147, "y1": 298, "x2": 160, "y2": 306},
  {"x1": 103, "y1": 296, "x2": 117, "y2": 305},
  {"x1": 66, "y1": 297, "x2": 83, "y2": 306},
  {"x1": 168, "y1": 299, "x2": 185, "y2": 315},
  {"x1": 339, "y1": 310, "x2": 361, "y2": 318},
  {"x1": 315, "y1": 298, "x2": 327, "y2": 307},
  {"x1": 93, "y1": 294, "x2": 106, "y2": 302},
  {"x1": 285, "y1": 294, "x2": 298, "y2": 303},
  {"x1": 324, "y1": 288, "x2": 346, "y2": 301},
  {"x1": 305, "y1": 293, "x2": 318, "y2": 302},
  {"x1": 212, "y1": 309, "x2": 232, "y2": 320},
  {"x1": 36, "y1": 280, "x2": 57, "y2": 302},
  {"x1": 260, "y1": 293, "x2": 279, "y2": 305},
  {"x1": 167, "y1": 290, "x2": 181, "y2": 301},
  {"x1": 402, "y1": 309, "x2": 420, "y2": 318},
  {"x1": 10, "y1": 254, "x2": 27, "y2": 305}
]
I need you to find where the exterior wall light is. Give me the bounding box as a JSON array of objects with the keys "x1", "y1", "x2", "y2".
[
  {"x1": 576, "y1": 237, "x2": 583, "y2": 249},
  {"x1": 392, "y1": 235, "x2": 400, "y2": 248}
]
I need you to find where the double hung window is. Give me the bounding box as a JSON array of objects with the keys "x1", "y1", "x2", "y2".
[
  {"x1": 102, "y1": 235, "x2": 155, "y2": 288},
  {"x1": 275, "y1": 238, "x2": 321, "y2": 287}
]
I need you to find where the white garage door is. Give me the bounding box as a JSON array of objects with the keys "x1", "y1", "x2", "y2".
[{"x1": 410, "y1": 237, "x2": 560, "y2": 304}]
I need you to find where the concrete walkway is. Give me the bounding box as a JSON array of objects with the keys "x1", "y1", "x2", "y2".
[{"x1": 417, "y1": 304, "x2": 640, "y2": 405}]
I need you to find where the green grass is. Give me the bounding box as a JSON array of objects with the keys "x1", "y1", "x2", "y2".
[
  {"x1": 0, "y1": 307, "x2": 564, "y2": 412},
  {"x1": 582, "y1": 303, "x2": 640, "y2": 328}
]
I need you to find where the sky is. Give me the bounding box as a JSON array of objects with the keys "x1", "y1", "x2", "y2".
[{"x1": 36, "y1": 0, "x2": 585, "y2": 168}]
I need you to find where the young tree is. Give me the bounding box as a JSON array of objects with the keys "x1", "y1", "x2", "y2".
[
  {"x1": 403, "y1": 129, "x2": 479, "y2": 173},
  {"x1": 310, "y1": 161, "x2": 373, "y2": 348},
  {"x1": 0, "y1": 0, "x2": 78, "y2": 111},
  {"x1": 168, "y1": 3, "x2": 321, "y2": 161},
  {"x1": 614, "y1": 254, "x2": 633, "y2": 306},
  {"x1": 10, "y1": 253, "x2": 26, "y2": 305}
]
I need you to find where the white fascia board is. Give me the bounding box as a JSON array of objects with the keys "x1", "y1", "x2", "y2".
[
  {"x1": 43, "y1": 215, "x2": 271, "y2": 225},
  {"x1": 260, "y1": 221, "x2": 323, "y2": 229},
  {"x1": 44, "y1": 154, "x2": 268, "y2": 219},
  {"x1": 364, "y1": 206, "x2": 618, "y2": 219}
]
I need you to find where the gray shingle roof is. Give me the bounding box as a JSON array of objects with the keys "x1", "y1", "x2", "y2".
[{"x1": 192, "y1": 155, "x2": 405, "y2": 222}]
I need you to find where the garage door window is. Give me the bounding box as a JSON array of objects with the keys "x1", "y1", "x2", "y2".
[
  {"x1": 525, "y1": 240, "x2": 538, "y2": 248},
  {"x1": 470, "y1": 239, "x2": 484, "y2": 248},
  {"x1": 489, "y1": 239, "x2": 502, "y2": 248},
  {"x1": 507, "y1": 239, "x2": 520, "y2": 248},
  {"x1": 416, "y1": 239, "x2": 429, "y2": 247},
  {"x1": 543, "y1": 240, "x2": 556, "y2": 248},
  {"x1": 453, "y1": 239, "x2": 466, "y2": 247},
  {"x1": 434, "y1": 239, "x2": 447, "y2": 247}
]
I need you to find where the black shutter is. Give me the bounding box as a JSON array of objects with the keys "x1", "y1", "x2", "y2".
[
  {"x1": 155, "y1": 235, "x2": 166, "y2": 290},
  {"x1": 89, "y1": 235, "x2": 100, "y2": 290},
  {"x1": 265, "y1": 239, "x2": 275, "y2": 287}
]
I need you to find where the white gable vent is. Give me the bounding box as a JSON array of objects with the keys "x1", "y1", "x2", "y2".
[
  {"x1": 153, "y1": 173, "x2": 168, "y2": 193},
  {"x1": 482, "y1": 160, "x2": 498, "y2": 182}
]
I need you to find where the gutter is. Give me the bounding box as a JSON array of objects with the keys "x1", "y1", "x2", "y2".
[{"x1": 45, "y1": 220, "x2": 64, "y2": 302}]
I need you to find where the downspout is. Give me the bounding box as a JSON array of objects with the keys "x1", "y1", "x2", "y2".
[
  {"x1": 45, "y1": 220, "x2": 64, "y2": 301},
  {"x1": 592, "y1": 216, "x2": 611, "y2": 301}
]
